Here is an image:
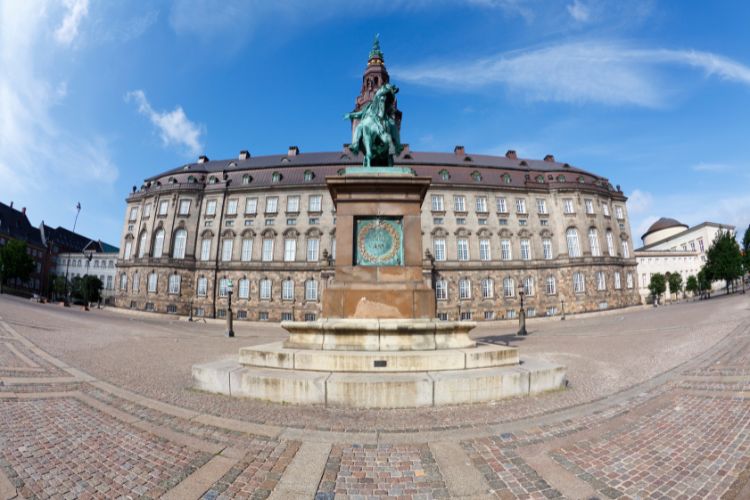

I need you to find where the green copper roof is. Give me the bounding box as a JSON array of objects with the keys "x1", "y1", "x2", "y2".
[{"x1": 369, "y1": 33, "x2": 384, "y2": 61}]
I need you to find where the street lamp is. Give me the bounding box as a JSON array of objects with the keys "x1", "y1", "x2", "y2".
[
  {"x1": 517, "y1": 283, "x2": 527, "y2": 336},
  {"x1": 560, "y1": 298, "x2": 566, "y2": 321},
  {"x1": 63, "y1": 202, "x2": 82, "y2": 307},
  {"x1": 226, "y1": 279, "x2": 234, "y2": 338},
  {"x1": 83, "y1": 249, "x2": 94, "y2": 311}
]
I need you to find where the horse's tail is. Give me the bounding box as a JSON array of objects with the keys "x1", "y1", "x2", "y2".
[{"x1": 344, "y1": 111, "x2": 364, "y2": 121}]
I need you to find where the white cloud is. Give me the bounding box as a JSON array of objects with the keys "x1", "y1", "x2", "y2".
[
  {"x1": 126, "y1": 90, "x2": 204, "y2": 156},
  {"x1": 627, "y1": 189, "x2": 653, "y2": 215},
  {"x1": 392, "y1": 40, "x2": 750, "y2": 107},
  {"x1": 691, "y1": 162, "x2": 735, "y2": 173},
  {"x1": 55, "y1": 0, "x2": 89, "y2": 45},
  {"x1": 567, "y1": 0, "x2": 590, "y2": 22}
]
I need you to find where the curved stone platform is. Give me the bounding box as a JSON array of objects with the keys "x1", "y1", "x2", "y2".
[{"x1": 193, "y1": 341, "x2": 566, "y2": 408}]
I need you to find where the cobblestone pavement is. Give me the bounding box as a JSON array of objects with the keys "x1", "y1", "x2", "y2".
[{"x1": 0, "y1": 293, "x2": 749, "y2": 499}]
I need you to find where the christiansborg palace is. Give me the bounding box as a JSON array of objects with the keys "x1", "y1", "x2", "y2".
[{"x1": 115, "y1": 41, "x2": 641, "y2": 321}]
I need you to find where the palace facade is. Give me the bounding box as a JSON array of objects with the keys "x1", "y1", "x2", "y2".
[{"x1": 115, "y1": 44, "x2": 641, "y2": 321}]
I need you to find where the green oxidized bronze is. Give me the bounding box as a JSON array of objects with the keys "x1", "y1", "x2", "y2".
[
  {"x1": 355, "y1": 217, "x2": 403, "y2": 266},
  {"x1": 345, "y1": 83, "x2": 403, "y2": 167}
]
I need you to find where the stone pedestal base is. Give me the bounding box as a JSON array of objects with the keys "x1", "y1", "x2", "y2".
[{"x1": 192, "y1": 341, "x2": 567, "y2": 408}]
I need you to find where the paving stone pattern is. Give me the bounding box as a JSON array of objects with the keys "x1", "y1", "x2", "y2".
[
  {"x1": 316, "y1": 444, "x2": 449, "y2": 499},
  {"x1": 0, "y1": 398, "x2": 212, "y2": 499}
]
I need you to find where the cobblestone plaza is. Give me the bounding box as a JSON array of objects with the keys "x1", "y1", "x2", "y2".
[{"x1": 1, "y1": 293, "x2": 749, "y2": 499}]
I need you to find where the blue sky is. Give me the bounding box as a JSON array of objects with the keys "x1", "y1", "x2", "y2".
[{"x1": 2, "y1": 0, "x2": 749, "y2": 246}]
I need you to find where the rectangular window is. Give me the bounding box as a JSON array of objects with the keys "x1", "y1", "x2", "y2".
[
  {"x1": 434, "y1": 239, "x2": 446, "y2": 261},
  {"x1": 484, "y1": 311, "x2": 495, "y2": 320},
  {"x1": 457, "y1": 238, "x2": 469, "y2": 261},
  {"x1": 282, "y1": 280, "x2": 294, "y2": 300},
  {"x1": 197, "y1": 277, "x2": 207, "y2": 296},
  {"x1": 284, "y1": 239, "x2": 296, "y2": 261},
  {"x1": 307, "y1": 238, "x2": 319, "y2": 262},
  {"x1": 585, "y1": 199, "x2": 594, "y2": 214},
  {"x1": 259, "y1": 280, "x2": 272, "y2": 300},
  {"x1": 205, "y1": 199, "x2": 217, "y2": 216},
  {"x1": 589, "y1": 229, "x2": 601, "y2": 256},
  {"x1": 124, "y1": 241, "x2": 132, "y2": 260},
  {"x1": 239, "y1": 279, "x2": 250, "y2": 299},
  {"x1": 226, "y1": 199, "x2": 238, "y2": 215},
  {"x1": 199, "y1": 239, "x2": 211, "y2": 261},
  {"x1": 574, "y1": 272, "x2": 586, "y2": 293},
  {"x1": 308, "y1": 195, "x2": 322, "y2": 212},
  {"x1": 479, "y1": 239, "x2": 491, "y2": 261},
  {"x1": 596, "y1": 271, "x2": 606, "y2": 290},
  {"x1": 459, "y1": 279, "x2": 471, "y2": 299},
  {"x1": 543, "y1": 238, "x2": 553, "y2": 260},
  {"x1": 606, "y1": 231, "x2": 615, "y2": 257},
  {"x1": 262, "y1": 239, "x2": 274, "y2": 261},
  {"x1": 621, "y1": 240, "x2": 630, "y2": 258},
  {"x1": 523, "y1": 277, "x2": 534, "y2": 296},
  {"x1": 305, "y1": 280, "x2": 318, "y2": 301},
  {"x1": 309, "y1": 217, "x2": 320, "y2": 225},
  {"x1": 265, "y1": 219, "x2": 275, "y2": 226},
  {"x1": 221, "y1": 239, "x2": 233, "y2": 261},
  {"x1": 698, "y1": 238, "x2": 704, "y2": 252},
  {"x1": 178, "y1": 199, "x2": 191, "y2": 215},
  {"x1": 614, "y1": 272, "x2": 622, "y2": 289},
  {"x1": 237, "y1": 310, "x2": 247, "y2": 319},
  {"x1": 536, "y1": 199, "x2": 547, "y2": 214},
  {"x1": 481, "y1": 278, "x2": 493, "y2": 299},
  {"x1": 602, "y1": 203, "x2": 610, "y2": 216},
  {"x1": 433, "y1": 217, "x2": 443, "y2": 225},
  {"x1": 520, "y1": 239, "x2": 531, "y2": 260},
  {"x1": 120, "y1": 273, "x2": 128, "y2": 291},
  {"x1": 546, "y1": 307, "x2": 557, "y2": 317},
  {"x1": 147, "y1": 273, "x2": 157, "y2": 293},
  {"x1": 129, "y1": 207, "x2": 138, "y2": 221},
  {"x1": 281, "y1": 312, "x2": 293, "y2": 321},
  {"x1": 241, "y1": 238, "x2": 253, "y2": 261},
  {"x1": 168, "y1": 274, "x2": 181, "y2": 294},
  {"x1": 563, "y1": 199, "x2": 575, "y2": 214},
  {"x1": 456, "y1": 217, "x2": 466, "y2": 225},
  {"x1": 615, "y1": 206, "x2": 624, "y2": 220},
  {"x1": 304, "y1": 313, "x2": 316, "y2": 322},
  {"x1": 626, "y1": 272, "x2": 634, "y2": 289},
  {"x1": 286, "y1": 218, "x2": 297, "y2": 226},
  {"x1": 245, "y1": 197, "x2": 258, "y2": 215},
  {"x1": 158, "y1": 200, "x2": 169, "y2": 215},
  {"x1": 461, "y1": 311, "x2": 473, "y2": 321},
  {"x1": 475, "y1": 196, "x2": 488, "y2": 213},
  {"x1": 143, "y1": 203, "x2": 151, "y2": 217},
  {"x1": 437, "y1": 312, "x2": 448, "y2": 321},
  {"x1": 496, "y1": 197, "x2": 507, "y2": 213},
  {"x1": 435, "y1": 279, "x2": 448, "y2": 300},
  {"x1": 453, "y1": 195, "x2": 466, "y2": 212},
  {"x1": 515, "y1": 198, "x2": 527, "y2": 214},
  {"x1": 259, "y1": 311, "x2": 269, "y2": 321},
  {"x1": 546, "y1": 276, "x2": 556, "y2": 295},
  {"x1": 501, "y1": 239, "x2": 512, "y2": 261},
  {"x1": 431, "y1": 195, "x2": 445, "y2": 211},
  {"x1": 218, "y1": 279, "x2": 229, "y2": 297},
  {"x1": 287, "y1": 196, "x2": 300, "y2": 212},
  {"x1": 265, "y1": 197, "x2": 278, "y2": 213}
]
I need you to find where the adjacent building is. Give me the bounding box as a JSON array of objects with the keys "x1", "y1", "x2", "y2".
[
  {"x1": 114, "y1": 43, "x2": 642, "y2": 321},
  {"x1": 0, "y1": 202, "x2": 49, "y2": 295},
  {"x1": 634, "y1": 217, "x2": 734, "y2": 301}
]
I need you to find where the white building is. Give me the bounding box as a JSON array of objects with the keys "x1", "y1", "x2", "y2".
[
  {"x1": 56, "y1": 240, "x2": 119, "y2": 301},
  {"x1": 635, "y1": 218, "x2": 734, "y2": 301}
]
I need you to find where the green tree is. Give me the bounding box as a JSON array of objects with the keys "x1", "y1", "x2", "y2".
[
  {"x1": 51, "y1": 275, "x2": 67, "y2": 300},
  {"x1": 697, "y1": 268, "x2": 712, "y2": 298},
  {"x1": 667, "y1": 272, "x2": 683, "y2": 299},
  {"x1": 81, "y1": 275, "x2": 103, "y2": 306},
  {"x1": 743, "y1": 224, "x2": 750, "y2": 276},
  {"x1": 0, "y1": 240, "x2": 35, "y2": 293},
  {"x1": 648, "y1": 273, "x2": 667, "y2": 304},
  {"x1": 685, "y1": 275, "x2": 699, "y2": 299},
  {"x1": 704, "y1": 229, "x2": 743, "y2": 293}
]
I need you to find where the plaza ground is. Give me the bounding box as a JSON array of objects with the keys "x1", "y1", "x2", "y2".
[{"x1": 0, "y1": 293, "x2": 749, "y2": 499}]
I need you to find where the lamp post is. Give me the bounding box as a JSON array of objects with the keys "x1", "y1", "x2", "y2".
[
  {"x1": 517, "y1": 283, "x2": 527, "y2": 336},
  {"x1": 83, "y1": 250, "x2": 93, "y2": 311},
  {"x1": 560, "y1": 298, "x2": 566, "y2": 320},
  {"x1": 188, "y1": 299, "x2": 194, "y2": 322},
  {"x1": 63, "y1": 202, "x2": 81, "y2": 306},
  {"x1": 226, "y1": 279, "x2": 234, "y2": 338}
]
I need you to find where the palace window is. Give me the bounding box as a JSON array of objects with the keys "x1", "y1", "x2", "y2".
[
  {"x1": 602, "y1": 203, "x2": 610, "y2": 216},
  {"x1": 239, "y1": 278, "x2": 250, "y2": 299},
  {"x1": 221, "y1": 239, "x2": 233, "y2": 261},
  {"x1": 205, "y1": 199, "x2": 217, "y2": 216},
  {"x1": 226, "y1": 199, "x2": 238, "y2": 215},
  {"x1": 197, "y1": 276, "x2": 207, "y2": 296},
  {"x1": 168, "y1": 274, "x2": 181, "y2": 295},
  {"x1": 502, "y1": 173, "x2": 511, "y2": 184},
  {"x1": 304, "y1": 170, "x2": 314, "y2": 182},
  {"x1": 282, "y1": 279, "x2": 294, "y2": 300},
  {"x1": 147, "y1": 272, "x2": 157, "y2": 293},
  {"x1": 606, "y1": 230, "x2": 615, "y2": 256},
  {"x1": 245, "y1": 197, "x2": 258, "y2": 215},
  {"x1": 484, "y1": 311, "x2": 495, "y2": 320},
  {"x1": 471, "y1": 171, "x2": 482, "y2": 182},
  {"x1": 272, "y1": 172, "x2": 282, "y2": 183},
  {"x1": 621, "y1": 240, "x2": 630, "y2": 258},
  {"x1": 307, "y1": 238, "x2": 319, "y2": 262},
  {"x1": 178, "y1": 199, "x2": 191, "y2": 215},
  {"x1": 515, "y1": 198, "x2": 527, "y2": 214},
  {"x1": 479, "y1": 239, "x2": 491, "y2": 261},
  {"x1": 596, "y1": 271, "x2": 606, "y2": 291},
  {"x1": 520, "y1": 239, "x2": 531, "y2": 261},
  {"x1": 129, "y1": 207, "x2": 138, "y2": 221},
  {"x1": 496, "y1": 197, "x2": 508, "y2": 213},
  {"x1": 308, "y1": 195, "x2": 322, "y2": 212},
  {"x1": 585, "y1": 199, "x2": 594, "y2": 214},
  {"x1": 287, "y1": 196, "x2": 300, "y2": 213},
  {"x1": 458, "y1": 278, "x2": 471, "y2": 299},
  {"x1": 123, "y1": 240, "x2": 133, "y2": 260},
  {"x1": 200, "y1": 238, "x2": 211, "y2": 261},
  {"x1": 453, "y1": 195, "x2": 466, "y2": 212},
  {"x1": 172, "y1": 229, "x2": 187, "y2": 259},
  {"x1": 262, "y1": 238, "x2": 274, "y2": 261},
  {"x1": 457, "y1": 238, "x2": 469, "y2": 261},
  {"x1": 431, "y1": 195, "x2": 444, "y2": 211},
  {"x1": 284, "y1": 238, "x2": 297, "y2": 261},
  {"x1": 481, "y1": 278, "x2": 494, "y2": 299},
  {"x1": 614, "y1": 272, "x2": 622, "y2": 290},
  {"x1": 218, "y1": 278, "x2": 229, "y2": 297},
  {"x1": 152, "y1": 229, "x2": 165, "y2": 258},
  {"x1": 615, "y1": 206, "x2": 624, "y2": 220},
  {"x1": 566, "y1": 228, "x2": 581, "y2": 257},
  {"x1": 626, "y1": 272, "x2": 634, "y2": 289},
  {"x1": 588, "y1": 228, "x2": 601, "y2": 257},
  {"x1": 536, "y1": 199, "x2": 547, "y2": 214},
  {"x1": 523, "y1": 276, "x2": 534, "y2": 296},
  {"x1": 242, "y1": 174, "x2": 252, "y2": 185},
  {"x1": 119, "y1": 272, "x2": 128, "y2": 291},
  {"x1": 259, "y1": 279, "x2": 272, "y2": 300},
  {"x1": 500, "y1": 239, "x2": 512, "y2": 261},
  {"x1": 241, "y1": 238, "x2": 253, "y2": 261},
  {"x1": 439, "y1": 169, "x2": 450, "y2": 181},
  {"x1": 158, "y1": 200, "x2": 169, "y2": 216},
  {"x1": 305, "y1": 280, "x2": 318, "y2": 301},
  {"x1": 546, "y1": 276, "x2": 556, "y2": 295},
  {"x1": 573, "y1": 272, "x2": 586, "y2": 293},
  {"x1": 265, "y1": 197, "x2": 278, "y2": 213},
  {"x1": 138, "y1": 232, "x2": 148, "y2": 258},
  {"x1": 143, "y1": 203, "x2": 151, "y2": 217},
  {"x1": 475, "y1": 196, "x2": 488, "y2": 213},
  {"x1": 433, "y1": 239, "x2": 446, "y2": 261},
  {"x1": 563, "y1": 199, "x2": 575, "y2": 214},
  {"x1": 543, "y1": 238, "x2": 553, "y2": 260},
  {"x1": 435, "y1": 279, "x2": 448, "y2": 300},
  {"x1": 503, "y1": 277, "x2": 515, "y2": 298}
]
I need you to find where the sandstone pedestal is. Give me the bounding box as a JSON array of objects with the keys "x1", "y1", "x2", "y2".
[{"x1": 192, "y1": 170, "x2": 567, "y2": 408}]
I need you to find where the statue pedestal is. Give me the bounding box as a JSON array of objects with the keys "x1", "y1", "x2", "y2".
[{"x1": 192, "y1": 170, "x2": 567, "y2": 408}]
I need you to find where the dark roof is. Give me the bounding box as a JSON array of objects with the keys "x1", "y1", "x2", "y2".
[
  {"x1": 0, "y1": 202, "x2": 44, "y2": 247},
  {"x1": 43, "y1": 225, "x2": 118, "y2": 253},
  {"x1": 641, "y1": 217, "x2": 688, "y2": 240}
]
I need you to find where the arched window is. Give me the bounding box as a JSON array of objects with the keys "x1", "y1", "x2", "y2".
[
  {"x1": 606, "y1": 230, "x2": 615, "y2": 256},
  {"x1": 152, "y1": 229, "x2": 165, "y2": 258},
  {"x1": 566, "y1": 228, "x2": 581, "y2": 257},
  {"x1": 577, "y1": 175, "x2": 585, "y2": 184},
  {"x1": 337, "y1": 169, "x2": 346, "y2": 175},
  {"x1": 132, "y1": 272, "x2": 140, "y2": 292},
  {"x1": 272, "y1": 172, "x2": 282, "y2": 183},
  {"x1": 536, "y1": 175, "x2": 544, "y2": 183},
  {"x1": 172, "y1": 229, "x2": 187, "y2": 259},
  {"x1": 502, "y1": 174, "x2": 511, "y2": 184},
  {"x1": 187, "y1": 175, "x2": 197, "y2": 183},
  {"x1": 119, "y1": 272, "x2": 128, "y2": 291},
  {"x1": 305, "y1": 279, "x2": 318, "y2": 301},
  {"x1": 503, "y1": 277, "x2": 515, "y2": 297},
  {"x1": 471, "y1": 171, "x2": 482, "y2": 182},
  {"x1": 458, "y1": 278, "x2": 471, "y2": 299},
  {"x1": 148, "y1": 272, "x2": 157, "y2": 293},
  {"x1": 557, "y1": 174, "x2": 566, "y2": 182},
  {"x1": 208, "y1": 176, "x2": 218, "y2": 184},
  {"x1": 242, "y1": 174, "x2": 252, "y2": 185},
  {"x1": 439, "y1": 169, "x2": 450, "y2": 181},
  {"x1": 238, "y1": 278, "x2": 250, "y2": 299},
  {"x1": 546, "y1": 276, "x2": 556, "y2": 295},
  {"x1": 304, "y1": 170, "x2": 314, "y2": 182},
  {"x1": 588, "y1": 228, "x2": 600, "y2": 257},
  {"x1": 138, "y1": 231, "x2": 148, "y2": 258},
  {"x1": 523, "y1": 276, "x2": 535, "y2": 296},
  {"x1": 481, "y1": 278, "x2": 494, "y2": 299}
]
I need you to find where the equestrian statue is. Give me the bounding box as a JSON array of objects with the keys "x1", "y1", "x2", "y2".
[{"x1": 344, "y1": 82, "x2": 404, "y2": 167}]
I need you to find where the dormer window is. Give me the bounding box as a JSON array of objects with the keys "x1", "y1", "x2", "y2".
[
  {"x1": 272, "y1": 172, "x2": 282, "y2": 183},
  {"x1": 168, "y1": 177, "x2": 177, "y2": 184},
  {"x1": 337, "y1": 168, "x2": 346, "y2": 175},
  {"x1": 577, "y1": 176, "x2": 585, "y2": 184},
  {"x1": 536, "y1": 175, "x2": 544, "y2": 183},
  {"x1": 304, "y1": 170, "x2": 314, "y2": 182},
  {"x1": 242, "y1": 174, "x2": 252, "y2": 185},
  {"x1": 439, "y1": 169, "x2": 450, "y2": 181},
  {"x1": 208, "y1": 176, "x2": 219, "y2": 184},
  {"x1": 187, "y1": 175, "x2": 197, "y2": 183},
  {"x1": 502, "y1": 174, "x2": 511, "y2": 184},
  {"x1": 557, "y1": 175, "x2": 566, "y2": 183},
  {"x1": 471, "y1": 171, "x2": 482, "y2": 182}
]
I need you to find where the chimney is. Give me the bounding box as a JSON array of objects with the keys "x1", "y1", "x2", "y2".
[
  {"x1": 544, "y1": 154, "x2": 555, "y2": 162},
  {"x1": 239, "y1": 150, "x2": 250, "y2": 160},
  {"x1": 288, "y1": 146, "x2": 299, "y2": 157},
  {"x1": 198, "y1": 155, "x2": 209, "y2": 163},
  {"x1": 9, "y1": 201, "x2": 13, "y2": 208},
  {"x1": 454, "y1": 145, "x2": 465, "y2": 156},
  {"x1": 22, "y1": 207, "x2": 26, "y2": 215},
  {"x1": 401, "y1": 143, "x2": 410, "y2": 154},
  {"x1": 505, "y1": 150, "x2": 517, "y2": 160}
]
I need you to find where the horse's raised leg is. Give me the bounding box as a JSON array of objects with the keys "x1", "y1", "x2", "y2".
[{"x1": 363, "y1": 132, "x2": 372, "y2": 167}]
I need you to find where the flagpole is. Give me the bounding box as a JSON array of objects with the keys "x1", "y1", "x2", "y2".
[{"x1": 63, "y1": 202, "x2": 81, "y2": 307}]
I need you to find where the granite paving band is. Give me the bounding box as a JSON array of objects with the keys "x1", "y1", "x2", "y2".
[{"x1": 1, "y1": 295, "x2": 750, "y2": 498}]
